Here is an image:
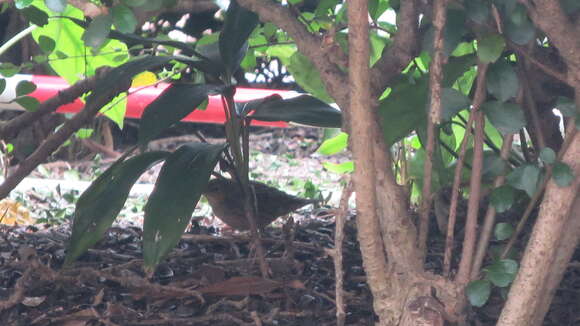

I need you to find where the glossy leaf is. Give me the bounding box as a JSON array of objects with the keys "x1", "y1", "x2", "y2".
[
  {"x1": 490, "y1": 185, "x2": 515, "y2": 213},
  {"x1": 482, "y1": 101, "x2": 525, "y2": 135},
  {"x1": 247, "y1": 95, "x2": 342, "y2": 128},
  {"x1": 552, "y1": 162, "x2": 574, "y2": 187},
  {"x1": 494, "y1": 222, "x2": 514, "y2": 241},
  {"x1": 219, "y1": 0, "x2": 259, "y2": 78},
  {"x1": 82, "y1": 14, "x2": 113, "y2": 49},
  {"x1": 65, "y1": 151, "x2": 169, "y2": 265},
  {"x1": 138, "y1": 84, "x2": 224, "y2": 145},
  {"x1": 112, "y1": 4, "x2": 138, "y2": 33},
  {"x1": 487, "y1": 60, "x2": 519, "y2": 102},
  {"x1": 507, "y1": 164, "x2": 541, "y2": 197},
  {"x1": 45, "y1": 0, "x2": 67, "y2": 12},
  {"x1": 318, "y1": 132, "x2": 348, "y2": 155},
  {"x1": 467, "y1": 280, "x2": 491, "y2": 307},
  {"x1": 478, "y1": 34, "x2": 505, "y2": 63},
  {"x1": 143, "y1": 143, "x2": 226, "y2": 272},
  {"x1": 15, "y1": 80, "x2": 37, "y2": 96},
  {"x1": 485, "y1": 259, "x2": 518, "y2": 287}
]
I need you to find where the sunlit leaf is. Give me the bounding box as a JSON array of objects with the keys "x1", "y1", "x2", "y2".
[
  {"x1": 323, "y1": 161, "x2": 354, "y2": 174},
  {"x1": 318, "y1": 132, "x2": 348, "y2": 155}
]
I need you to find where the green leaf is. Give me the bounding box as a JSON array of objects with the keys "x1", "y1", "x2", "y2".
[
  {"x1": 368, "y1": 0, "x2": 389, "y2": 21},
  {"x1": 465, "y1": 0, "x2": 490, "y2": 24},
  {"x1": 504, "y1": 16, "x2": 536, "y2": 45},
  {"x1": 45, "y1": 0, "x2": 67, "y2": 12},
  {"x1": 487, "y1": 60, "x2": 519, "y2": 102},
  {"x1": 284, "y1": 52, "x2": 334, "y2": 103},
  {"x1": 75, "y1": 128, "x2": 94, "y2": 139},
  {"x1": 139, "y1": 84, "x2": 224, "y2": 146},
  {"x1": 490, "y1": 185, "x2": 515, "y2": 213},
  {"x1": 482, "y1": 101, "x2": 525, "y2": 134},
  {"x1": 478, "y1": 34, "x2": 505, "y2": 63},
  {"x1": 466, "y1": 280, "x2": 491, "y2": 307},
  {"x1": 318, "y1": 132, "x2": 348, "y2": 155},
  {"x1": 82, "y1": 14, "x2": 113, "y2": 49},
  {"x1": 323, "y1": 161, "x2": 354, "y2": 174},
  {"x1": 38, "y1": 35, "x2": 55, "y2": 53},
  {"x1": 552, "y1": 162, "x2": 574, "y2": 187},
  {"x1": 15, "y1": 0, "x2": 33, "y2": 9},
  {"x1": 485, "y1": 259, "x2": 518, "y2": 287},
  {"x1": 494, "y1": 222, "x2": 514, "y2": 241},
  {"x1": 0, "y1": 78, "x2": 5, "y2": 95},
  {"x1": 247, "y1": 95, "x2": 342, "y2": 128},
  {"x1": 0, "y1": 62, "x2": 20, "y2": 77},
  {"x1": 143, "y1": 143, "x2": 226, "y2": 272},
  {"x1": 112, "y1": 4, "x2": 138, "y2": 33},
  {"x1": 65, "y1": 151, "x2": 169, "y2": 265},
  {"x1": 15, "y1": 96, "x2": 40, "y2": 111},
  {"x1": 539, "y1": 147, "x2": 556, "y2": 164},
  {"x1": 441, "y1": 88, "x2": 471, "y2": 121},
  {"x1": 20, "y1": 5, "x2": 49, "y2": 26},
  {"x1": 219, "y1": 0, "x2": 259, "y2": 78},
  {"x1": 15, "y1": 80, "x2": 37, "y2": 96},
  {"x1": 507, "y1": 164, "x2": 541, "y2": 197},
  {"x1": 422, "y1": 9, "x2": 467, "y2": 56}
]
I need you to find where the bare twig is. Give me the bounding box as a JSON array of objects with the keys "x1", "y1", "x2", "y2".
[
  {"x1": 0, "y1": 76, "x2": 131, "y2": 200},
  {"x1": 330, "y1": 179, "x2": 353, "y2": 326},
  {"x1": 419, "y1": 0, "x2": 448, "y2": 257},
  {"x1": 455, "y1": 62, "x2": 488, "y2": 284},
  {"x1": 471, "y1": 133, "x2": 514, "y2": 278}
]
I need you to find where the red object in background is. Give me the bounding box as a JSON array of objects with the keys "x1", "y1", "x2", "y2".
[{"x1": 27, "y1": 75, "x2": 293, "y2": 127}]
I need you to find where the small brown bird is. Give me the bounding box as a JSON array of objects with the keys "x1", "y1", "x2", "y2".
[{"x1": 203, "y1": 178, "x2": 317, "y2": 231}]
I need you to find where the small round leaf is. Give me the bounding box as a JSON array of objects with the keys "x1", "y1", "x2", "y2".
[
  {"x1": 552, "y1": 162, "x2": 574, "y2": 187},
  {"x1": 478, "y1": 34, "x2": 505, "y2": 63},
  {"x1": 467, "y1": 280, "x2": 491, "y2": 307},
  {"x1": 16, "y1": 80, "x2": 37, "y2": 96},
  {"x1": 490, "y1": 185, "x2": 515, "y2": 213},
  {"x1": 38, "y1": 35, "x2": 56, "y2": 54},
  {"x1": 494, "y1": 222, "x2": 514, "y2": 241},
  {"x1": 15, "y1": 96, "x2": 40, "y2": 112},
  {"x1": 539, "y1": 147, "x2": 556, "y2": 165}
]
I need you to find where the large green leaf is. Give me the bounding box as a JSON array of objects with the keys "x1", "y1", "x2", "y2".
[
  {"x1": 284, "y1": 52, "x2": 334, "y2": 103},
  {"x1": 379, "y1": 55, "x2": 476, "y2": 146},
  {"x1": 219, "y1": 0, "x2": 259, "y2": 78},
  {"x1": 138, "y1": 84, "x2": 225, "y2": 146},
  {"x1": 484, "y1": 259, "x2": 518, "y2": 287},
  {"x1": 482, "y1": 101, "x2": 525, "y2": 134},
  {"x1": 30, "y1": 0, "x2": 129, "y2": 126},
  {"x1": 82, "y1": 14, "x2": 113, "y2": 49},
  {"x1": 486, "y1": 60, "x2": 519, "y2": 102},
  {"x1": 246, "y1": 94, "x2": 342, "y2": 128},
  {"x1": 143, "y1": 143, "x2": 226, "y2": 272},
  {"x1": 507, "y1": 164, "x2": 541, "y2": 197},
  {"x1": 65, "y1": 151, "x2": 169, "y2": 265}
]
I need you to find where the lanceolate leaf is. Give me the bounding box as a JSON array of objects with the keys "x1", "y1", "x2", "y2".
[
  {"x1": 138, "y1": 84, "x2": 225, "y2": 146},
  {"x1": 219, "y1": 0, "x2": 259, "y2": 78},
  {"x1": 247, "y1": 95, "x2": 342, "y2": 128},
  {"x1": 65, "y1": 151, "x2": 169, "y2": 265},
  {"x1": 143, "y1": 143, "x2": 226, "y2": 272}
]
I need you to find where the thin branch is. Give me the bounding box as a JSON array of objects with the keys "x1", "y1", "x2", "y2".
[
  {"x1": 471, "y1": 133, "x2": 514, "y2": 278},
  {"x1": 0, "y1": 74, "x2": 101, "y2": 139},
  {"x1": 455, "y1": 62, "x2": 488, "y2": 284},
  {"x1": 419, "y1": 0, "x2": 448, "y2": 257},
  {"x1": 0, "y1": 75, "x2": 131, "y2": 200}
]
